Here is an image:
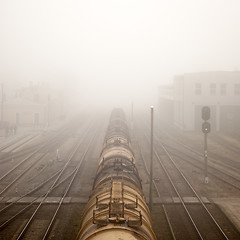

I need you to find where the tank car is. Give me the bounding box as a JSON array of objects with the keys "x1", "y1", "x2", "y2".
[{"x1": 76, "y1": 108, "x2": 156, "y2": 240}]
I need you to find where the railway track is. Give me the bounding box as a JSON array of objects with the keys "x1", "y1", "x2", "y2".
[
  {"x1": 138, "y1": 117, "x2": 240, "y2": 193},
  {"x1": 0, "y1": 119, "x2": 101, "y2": 239},
  {"x1": 0, "y1": 133, "x2": 69, "y2": 196},
  {"x1": 155, "y1": 124, "x2": 240, "y2": 174},
  {"x1": 154, "y1": 128, "x2": 240, "y2": 192},
  {"x1": 0, "y1": 135, "x2": 42, "y2": 166},
  {"x1": 0, "y1": 118, "x2": 92, "y2": 197},
  {"x1": 0, "y1": 134, "x2": 40, "y2": 153},
  {"x1": 16, "y1": 131, "x2": 96, "y2": 240},
  {"x1": 133, "y1": 121, "x2": 240, "y2": 240},
  {"x1": 210, "y1": 133, "x2": 240, "y2": 156},
  {"x1": 162, "y1": 143, "x2": 240, "y2": 191}
]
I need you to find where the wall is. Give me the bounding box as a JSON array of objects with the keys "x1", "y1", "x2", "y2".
[{"x1": 174, "y1": 71, "x2": 240, "y2": 131}]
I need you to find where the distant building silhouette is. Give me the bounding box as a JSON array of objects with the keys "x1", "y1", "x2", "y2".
[
  {"x1": 159, "y1": 71, "x2": 240, "y2": 132},
  {"x1": 1, "y1": 82, "x2": 67, "y2": 129}
]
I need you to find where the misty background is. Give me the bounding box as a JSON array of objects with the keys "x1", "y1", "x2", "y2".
[{"x1": 1, "y1": 0, "x2": 240, "y2": 110}]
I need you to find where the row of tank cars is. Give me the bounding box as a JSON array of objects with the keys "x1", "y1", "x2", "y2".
[{"x1": 76, "y1": 108, "x2": 156, "y2": 240}]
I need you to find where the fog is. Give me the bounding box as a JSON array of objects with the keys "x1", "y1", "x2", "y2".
[{"x1": 1, "y1": 0, "x2": 240, "y2": 111}]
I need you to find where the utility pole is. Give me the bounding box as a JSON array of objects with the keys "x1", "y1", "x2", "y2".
[{"x1": 149, "y1": 106, "x2": 154, "y2": 211}]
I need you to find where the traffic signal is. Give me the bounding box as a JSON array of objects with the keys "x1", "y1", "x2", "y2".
[
  {"x1": 202, "y1": 106, "x2": 210, "y2": 121},
  {"x1": 202, "y1": 122, "x2": 211, "y2": 133}
]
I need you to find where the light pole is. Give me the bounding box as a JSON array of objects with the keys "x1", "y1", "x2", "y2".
[
  {"x1": 131, "y1": 102, "x2": 133, "y2": 125},
  {"x1": 47, "y1": 94, "x2": 50, "y2": 127},
  {"x1": 149, "y1": 106, "x2": 154, "y2": 211},
  {"x1": 1, "y1": 84, "x2": 4, "y2": 121}
]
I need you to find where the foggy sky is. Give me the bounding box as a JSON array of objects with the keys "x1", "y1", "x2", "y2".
[{"x1": 1, "y1": 0, "x2": 240, "y2": 109}]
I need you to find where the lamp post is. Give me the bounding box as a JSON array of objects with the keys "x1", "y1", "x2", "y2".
[
  {"x1": 1, "y1": 84, "x2": 4, "y2": 121},
  {"x1": 131, "y1": 102, "x2": 133, "y2": 130},
  {"x1": 149, "y1": 106, "x2": 154, "y2": 211},
  {"x1": 47, "y1": 94, "x2": 50, "y2": 127}
]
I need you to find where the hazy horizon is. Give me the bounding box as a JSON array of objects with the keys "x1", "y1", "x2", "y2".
[{"x1": 1, "y1": 0, "x2": 240, "y2": 109}]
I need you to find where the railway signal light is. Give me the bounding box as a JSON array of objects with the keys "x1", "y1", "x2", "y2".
[
  {"x1": 202, "y1": 106, "x2": 210, "y2": 121},
  {"x1": 202, "y1": 122, "x2": 211, "y2": 134}
]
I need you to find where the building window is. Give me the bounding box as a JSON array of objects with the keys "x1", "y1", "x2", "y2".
[
  {"x1": 234, "y1": 84, "x2": 240, "y2": 95},
  {"x1": 220, "y1": 83, "x2": 226, "y2": 95},
  {"x1": 210, "y1": 83, "x2": 216, "y2": 95},
  {"x1": 195, "y1": 83, "x2": 201, "y2": 95}
]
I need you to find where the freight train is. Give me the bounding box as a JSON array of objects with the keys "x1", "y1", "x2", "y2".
[{"x1": 76, "y1": 108, "x2": 156, "y2": 240}]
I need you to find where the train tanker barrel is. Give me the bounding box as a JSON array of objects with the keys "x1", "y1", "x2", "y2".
[{"x1": 76, "y1": 108, "x2": 157, "y2": 240}]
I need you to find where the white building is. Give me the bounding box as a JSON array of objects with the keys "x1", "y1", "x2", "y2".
[
  {"x1": 1, "y1": 82, "x2": 67, "y2": 127},
  {"x1": 159, "y1": 71, "x2": 240, "y2": 132}
]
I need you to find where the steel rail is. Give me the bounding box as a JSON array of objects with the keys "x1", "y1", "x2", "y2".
[
  {"x1": 0, "y1": 121, "x2": 82, "y2": 197},
  {"x1": 138, "y1": 120, "x2": 224, "y2": 239},
  {"x1": 155, "y1": 125, "x2": 240, "y2": 182},
  {"x1": 0, "y1": 135, "x2": 29, "y2": 152},
  {"x1": 0, "y1": 134, "x2": 39, "y2": 153},
  {"x1": 42, "y1": 131, "x2": 97, "y2": 240},
  {"x1": 157, "y1": 139, "x2": 230, "y2": 240},
  {"x1": 0, "y1": 120, "x2": 92, "y2": 230},
  {"x1": 141, "y1": 121, "x2": 230, "y2": 240},
  {"x1": 0, "y1": 167, "x2": 79, "y2": 229},
  {"x1": 134, "y1": 133, "x2": 176, "y2": 240},
  {"x1": 0, "y1": 127, "x2": 68, "y2": 184},
  {"x1": 165, "y1": 143, "x2": 240, "y2": 191},
  {"x1": 152, "y1": 140, "x2": 204, "y2": 240},
  {"x1": 15, "y1": 123, "x2": 96, "y2": 239},
  {"x1": 0, "y1": 152, "x2": 47, "y2": 196},
  {"x1": 0, "y1": 169, "x2": 62, "y2": 216},
  {"x1": 142, "y1": 118, "x2": 240, "y2": 190}
]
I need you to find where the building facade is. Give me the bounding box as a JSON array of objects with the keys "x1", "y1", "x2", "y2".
[
  {"x1": 159, "y1": 71, "x2": 240, "y2": 132},
  {"x1": 1, "y1": 82, "x2": 67, "y2": 128}
]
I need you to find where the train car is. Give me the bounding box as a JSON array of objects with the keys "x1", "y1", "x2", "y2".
[{"x1": 76, "y1": 108, "x2": 156, "y2": 240}]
